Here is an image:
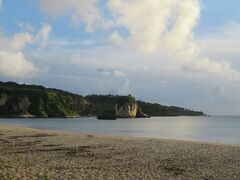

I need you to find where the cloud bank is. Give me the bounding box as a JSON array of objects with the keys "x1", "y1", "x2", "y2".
[
  {"x1": 108, "y1": 0, "x2": 200, "y2": 53},
  {"x1": 38, "y1": 0, "x2": 240, "y2": 82},
  {"x1": 38, "y1": 0, "x2": 110, "y2": 32},
  {"x1": 108, "y1": 0, "x2": 240, "y2": 82},
  {"x1": 0, "y1": 24, "x2": 52, "y2": 78},
  {"x1": 37, "y1": 24, "x2": 52, "y2": 48}
]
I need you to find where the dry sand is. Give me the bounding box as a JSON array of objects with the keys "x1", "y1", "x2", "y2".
[{"x1": 0, "y1": 125, "x2": 239, "y2": 180}]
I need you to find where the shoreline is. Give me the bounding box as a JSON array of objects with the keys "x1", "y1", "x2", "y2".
[
  {"x1": 0, "y1": 124, "x2": 237, "y2": 146},
  {"x1": 0, "y1": 121, "x2": 238, "y2": 145},
  {"x1": 0, "y1": 125, "x2": 239, "y2": 179},
  {"x1": 0, "y1": 114, "x2": 206, "y2": 118}
]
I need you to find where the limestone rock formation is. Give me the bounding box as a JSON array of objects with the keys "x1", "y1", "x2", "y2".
[
  {"x1": 115, "y1": 102, "x2": 138, "y2": 118},
  {"x1": 0, "y1": 93, "x2": 8, "y2": 106},
  {"x1": 115, "y1": 95, "x2": 150, "y2": 118},
  {"x1": 19, "y1": 96, "x2": 31, "y2": 112}
]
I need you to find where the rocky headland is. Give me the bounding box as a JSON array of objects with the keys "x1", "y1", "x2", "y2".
[{"x1": 0, "y1": 81, "x2": 205, "y2": 118}]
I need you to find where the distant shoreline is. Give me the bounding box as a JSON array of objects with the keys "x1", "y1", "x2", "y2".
[
  {"x1": 0, "y1": 114, "x2": 206, "y2": 119},
  {"x1": 0, "y1": 81, "x2": 205, "y2": 118}
]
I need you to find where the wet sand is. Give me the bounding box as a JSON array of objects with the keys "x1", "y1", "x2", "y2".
[{"x1": 0, "y1": 125, "x2": 239, "y2": 180}]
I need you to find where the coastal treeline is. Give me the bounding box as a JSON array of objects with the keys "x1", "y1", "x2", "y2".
[{"x1": 0, "y1": 81, "x2": 204, "y2": 118}]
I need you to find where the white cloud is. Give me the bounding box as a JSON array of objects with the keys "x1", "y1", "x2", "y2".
[
  {"x1": 0, "y1": 0, "x2": 2, "y2": 8},
  {"x1": 0, "y1": 51, "x2": 38, "y2": 78},
  {"x1": 108, "y1": 0, "x2": 200, "y2": 53},
  {"x1": 94, "y1": 0, "x2": 240, "y2": 83},
  {"x1": 38, "y1": 0, "x2": 110, "y2": 32},
  {"x1": 36, "y1": 24, "x2": 52, "y2": 48},
  {"x1": 100, "y1": 69, "x2": 126, "y2": 78},
  {"x1": 10, "y1": 32, "x2": 34, "y2": 50},
  {"x1": 107, "y1": 0, "x2": 240, "y2": 83},
  {"x1": 37, "y1": 1, "x2": 240, "y2": 82},
  {"x1": 0, "y1": 33, "x2": 36, "y2": 78},
  {"x1": 113, "y1": 70, "x2": 126, "y2": 77},
  {"x1": 0, "y1": 24, "x2": 52, "y2": 78}
]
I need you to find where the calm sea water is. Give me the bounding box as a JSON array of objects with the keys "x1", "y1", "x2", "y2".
[{"x1": 0, "y1": 116, "x2": 240, "y2": 144}]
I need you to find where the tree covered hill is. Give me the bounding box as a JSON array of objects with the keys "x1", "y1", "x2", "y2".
[
  {"x1": 0, "y1": 81, "x2": 204, "y2": 118},
  {"x1": 0, "y1": 81, "x2": 89, "y2": 117},
  {"x1": 86, "y1": 95, "x2": 204, "y2": 117}
]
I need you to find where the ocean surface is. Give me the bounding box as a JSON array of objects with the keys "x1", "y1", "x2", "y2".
[{"x1": 0, "y1": 116, "x2": 240, "y2": 144}]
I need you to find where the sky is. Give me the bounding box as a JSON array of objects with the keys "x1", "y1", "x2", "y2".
[{"x1": 0, "y1": 0, "x2": 240, "y2": 115}]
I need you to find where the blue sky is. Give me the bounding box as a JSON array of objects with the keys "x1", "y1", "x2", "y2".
[
  {"x1": 0, "y1": 0, "x2": 240, "y2": 115},
  {"x1": 1, "y1": 0, "x2": 240, "y2": 37},
  {"x1": 200, "y1": 1, "x2": 240, "y2": 28}
]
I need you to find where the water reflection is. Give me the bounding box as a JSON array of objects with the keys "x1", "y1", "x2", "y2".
[{"x1": 0, "y1": 116, "x2": 240, "y2": 144}]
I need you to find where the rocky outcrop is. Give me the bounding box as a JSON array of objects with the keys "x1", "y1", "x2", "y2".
[
  {"x1": 0, "y1": 93, "x2": 8, "y2": 106},
  {"x1": 114, "y1": 95, "x2": 150, "y2": 118},
  {"x1": 115, "y1": 103, "x2": 150, "y2": 118},
  {"x1": 0, "y1": 94, "x2": 34, "y2": 117},
  {"x1": 115, "y1": 102, "x2": 138, "y2": 118},
  {"x1": 19, "y1": 110, "x2": 35, "y2": 118},
  {"x1": 136, "y1": 107, "x2": 151, "y2": 118},
  {"x1": 18, "y1": 96, "x2": 34, "y2": 117},
  {"x1": 19, "y1": 96, "x2": 31, "y2": 112}
]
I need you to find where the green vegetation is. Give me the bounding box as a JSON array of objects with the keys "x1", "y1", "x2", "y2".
[
  {"x1": 0, "y1": 81, "x2": 204, "y2": 117},
  {"x1": 86, "y1": 95, "x2": 204, "y2": 116},
  {"x1": 116, "y1": 95, "x2": 136, "y2": 109},
  {"x1": 85, "y1": 95, "x2": 118, "y2": 115},
  {"x1": 0, "y1": 81, "x2": 89, "y2": 117},
  {"x1": 44, "y1": 175, "x2": 49, "y2": 180},
  {"x1": 138, "y1": 101, "x2": 204, "y2": 116},
  {"x1": 97, "y1": 108, "x2": 116, "y2": 120}
]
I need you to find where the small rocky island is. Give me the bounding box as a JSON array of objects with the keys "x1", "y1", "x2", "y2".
[
  {"x1": 115, "y1": 95, "x2": 150, "y2": 118},
  {"x1": 98, "y1": 95, "x2": 150, "y2": 119},
  {"x1": 0, "y1": 81, "x2": 205, "y2": 118}
]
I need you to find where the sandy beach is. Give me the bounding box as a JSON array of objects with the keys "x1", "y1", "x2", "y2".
[{"x1": 0, "y1": 125, "x2": 239, "y2": 180}]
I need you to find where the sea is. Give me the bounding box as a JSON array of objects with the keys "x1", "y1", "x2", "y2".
[{"x1": 0, "y1": 116, "x2": 239, "y2": 144}]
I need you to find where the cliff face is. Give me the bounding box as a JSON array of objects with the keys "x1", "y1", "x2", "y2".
[
  {"x1": 0, "y1": 82, "x2": 90, "y2": 118},
  {"x1": 0, "y1": 93, "x2": 33, "y2": 117},
  {"x1": 115, "y1": 102, "x2": 138, "y2": 118},
  {"x1": 0, "y1": 93, "x2": 32, "y2": 117},
  {"x1": 114, "y1": 95, "x2": 150, "y2": 118}
]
